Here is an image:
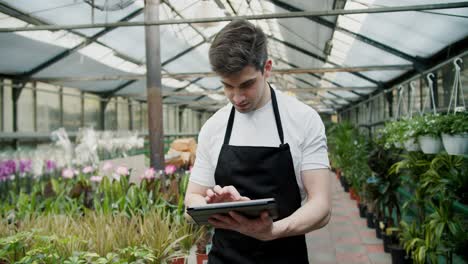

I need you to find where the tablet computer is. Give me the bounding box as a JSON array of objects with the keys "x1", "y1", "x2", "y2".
[{"x1": 187, "y1": 198, "x2": 278, "y2": 225}]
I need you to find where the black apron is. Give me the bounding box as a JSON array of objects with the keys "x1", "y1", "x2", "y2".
[{"x1": 208, "y1": 86, "x2": 309, "y2": 264}]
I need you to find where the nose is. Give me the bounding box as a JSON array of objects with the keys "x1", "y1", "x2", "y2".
[{"x1": 232, "y1": 91, "x2": 246, "y2": 105}]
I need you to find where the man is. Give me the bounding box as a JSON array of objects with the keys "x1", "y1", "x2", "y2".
[{"x1": 185, "y1": 19, "x2": 331, "y2": 263}]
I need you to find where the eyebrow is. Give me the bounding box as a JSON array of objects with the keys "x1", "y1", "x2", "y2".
[{"x1": 221, "y1": 77, "x2": 257, "y2": 88}]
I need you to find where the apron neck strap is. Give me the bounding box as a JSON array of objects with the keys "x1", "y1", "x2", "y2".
[{"x1": 223, "y1": 83, "x2": 285, "y2": 145}]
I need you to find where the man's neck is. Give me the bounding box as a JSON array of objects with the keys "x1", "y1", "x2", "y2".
[{"x1": 254, "y1": 81, "x2": 271, "y2": 110}]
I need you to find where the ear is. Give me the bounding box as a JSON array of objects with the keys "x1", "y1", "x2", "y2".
[{"x1": 263, "y1": 59, "x2": 273, "y2": 78}]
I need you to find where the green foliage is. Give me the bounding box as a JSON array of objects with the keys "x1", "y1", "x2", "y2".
[
  {"x1": 411, "y1": 114, "x2": 443, "y2": 137},
  {"x1": 438, "y1": 112, "x2": 468, "y2": 135},
  {"x1": 327, "y1": 122, "x2": 372, "y2": 195}
]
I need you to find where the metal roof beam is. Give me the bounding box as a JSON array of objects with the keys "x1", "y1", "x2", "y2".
[
  {"x1": 31, "y1": 64, "x2": 408, "y2": 82},
  {"x1": 268, "y1": 0, "x2": 426, "y2": 67},
  {"x1": 1, "y1": 2, "x2": 467, "y2": 32},
  {"x1": 268, "y1": 36, "x2": 381, "y2": 86},
  {"x1": 0, "y1": 2, "x2": 49, "y2": 26},
  {"x1": 22, "y1": 8, "x2": 144, "y2": 77}
]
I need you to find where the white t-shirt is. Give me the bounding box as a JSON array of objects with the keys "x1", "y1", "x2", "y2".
[{"x1": 190, "y1": 90, "x2": 330, "y2": 200}]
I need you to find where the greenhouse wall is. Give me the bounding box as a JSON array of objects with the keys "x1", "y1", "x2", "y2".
[
  {"x1": 0, "y1": 78, "x2": 213, "y2": 142},
  {"x1": 339, "y1": 53, "x2": 468, "y2": 136}
]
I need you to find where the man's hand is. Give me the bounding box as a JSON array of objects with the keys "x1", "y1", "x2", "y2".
[
  {"x1": 208, "y1": 211, "x2": 278, "y2": 241},
  {"x1": 205, "y1": 185, "x2": 250, "y2": 203}
]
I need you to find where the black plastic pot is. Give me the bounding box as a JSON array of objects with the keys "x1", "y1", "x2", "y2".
[
  {"x1": 376, "y1": 226, "x2": 382, "y2": 239},
  {"x1": 366, "y1": 212, "x2": 375, "y2": 228},
  {"x1": 343, "y1": 179, "x2": 349, "y2": 192},
  {"x1": 389, "y1": 244, "x2": 412, "y2": 264},
  {"x1": 358, "y1": 203, "x2": 367, "y2": 218},
  {"x1": 383, "y1": 234, "x2": 395, "y2": 253}
]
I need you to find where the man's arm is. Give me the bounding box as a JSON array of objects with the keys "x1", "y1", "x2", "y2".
[
  {"x1": 184, "y1": 181, "x2": 210, "y2": 220},
  {"x1": 272, "y1": 168, "x2": 331, "y2": 237}
]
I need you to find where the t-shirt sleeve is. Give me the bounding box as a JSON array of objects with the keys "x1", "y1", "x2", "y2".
[
  {"x1": 189, "y1": 122, "x2": 216, "y2": 187},
  {"x1": 301, "y1": 110, "x2": 330, "y2": 171}
]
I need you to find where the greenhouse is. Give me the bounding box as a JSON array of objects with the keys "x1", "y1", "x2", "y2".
[{"x1": 0, "y1": 0, "x2": 467, "y2": 263}]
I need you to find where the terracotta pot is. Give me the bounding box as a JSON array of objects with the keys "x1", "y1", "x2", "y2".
[
  {"x1": 197, "y1": 253, "x2": 208, "y2": 264},
  {"x1": 350, "y1": 188, "x2": 356, "y2": 200},
  {"x1": 336, "y1": 169, "x2": 341, "y2": 179},
  {"x1": 172, "y1": 257, "x2": 187, "y2": 264}
]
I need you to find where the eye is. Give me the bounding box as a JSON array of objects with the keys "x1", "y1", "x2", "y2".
[{"x1": 240, "y1": 80, "x2": 256, "y2": 89}]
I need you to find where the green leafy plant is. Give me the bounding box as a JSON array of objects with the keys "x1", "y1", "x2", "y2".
[{"x1": 439, "y1": 112, "x2": 468, "y2": 135}]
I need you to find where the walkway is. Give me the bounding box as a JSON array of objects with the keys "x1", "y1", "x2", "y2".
[{"x1": 306, "y1": 172, "x2": 391, "y2": 264}]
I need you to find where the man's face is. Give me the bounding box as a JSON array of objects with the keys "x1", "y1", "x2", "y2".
[{"x1": 221, "y1": 60, "x2": 272, "y2": 113}]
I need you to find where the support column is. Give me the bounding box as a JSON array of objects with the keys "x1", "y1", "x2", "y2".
[
  {"x1": 128, "y1": 99, "x2": 133, "y2": 130},
  {"x1": 58, "y1": 87, "x2": 64, "y2": 127},
  {"x1": 12, "y1": 80, "x2": 25, "y2": 149},
  {"x1": 431, "y1": 73, "x2": 439, "y2": 110},
  {"x1": 145, "y1": 0, "x2": 165, "y2": 185},
  {"x1": 0, "y1": 78, "x2": 3, "y2": 131},
  {"x1": 100, "y1": 100, "x2": 108, "y2": 130},
  {"x1": 80, "y1": 91, "x2": 85, "y2": 127},
  {"x1": 33, "y1": 82, "x2": 37, "y2": 132},
  {"x1": 386, "y1": 90, "x2": 394, "y2": 119}
]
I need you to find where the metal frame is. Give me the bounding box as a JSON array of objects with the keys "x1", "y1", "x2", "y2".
[
  {"x1": 1, "y1": 2, "x2": 466, "y2": 32},
  {"x1": 1, "y1": 0, "x2": 467, "y2": 114},
  {"x1": 268, "y1": 0, "x2": 424, "y2": 67}
]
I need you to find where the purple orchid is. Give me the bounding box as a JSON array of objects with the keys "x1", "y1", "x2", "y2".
[
  {"x1": 45, "y1": 160, "x2": 57, "y2": 173},
  {"x1": 19, "y1": 159, "x2": 32, "y2": 174}
]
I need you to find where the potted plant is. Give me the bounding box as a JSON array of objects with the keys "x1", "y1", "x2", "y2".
[
  {"x1": 414, "y1": 114, "x2": 444, "y2": 154},
  {"x1": 402, "y1": 118, "x2": 421, "y2": 152},
  {"x1": 439, "y1": 112, "x2": 468, "y2": 155},
  {"x1": 195, "y1": 228, "x2": 212, "y2": 264}
]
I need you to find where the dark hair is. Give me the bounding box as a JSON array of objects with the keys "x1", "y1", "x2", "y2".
[{"x1": 209, "y1": 19, "x2": 268, "y2": 76}]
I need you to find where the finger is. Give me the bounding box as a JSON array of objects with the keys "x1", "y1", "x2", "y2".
[
  {"x1": 206, "y1": 188, "x2": 215, "y2": 197},
  {"x1": 229, "y1": 211, "x2": 249, "y2": 223},
  {"x1": 223, "y1": 185, "x2": 241, "y2": 200},
  {"x1": 213, "y1": 185, "x2": 223, "y2": 195},
  {"x1": 208, "y1": 218, "x2": 231, "y2": 229},
  {"x1": 260, "y1": 211, "x2": 270, "y2": 221},
  {"x1": 211, "y1": 213, "x2": 240, "y2": 227},
  {"x1": 240, "y1": 196, "x2": 251, "y2": 201}
]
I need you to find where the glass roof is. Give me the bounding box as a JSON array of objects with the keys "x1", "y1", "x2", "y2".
[{"x1": 0, "y1": 0, "x2": 467, "y2": 113}]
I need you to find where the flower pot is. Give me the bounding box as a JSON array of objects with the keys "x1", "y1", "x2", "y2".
[
  {"x1": 404, "y1": 139, "x2": 420, "y2": 152},
  {"x1": 336, "y1": 169, "x2": 341, "y2": 179},
  {"x1": 383, "y1": 234, "x2": 392, "y2": 253},
  {"x1": 389, "y1": 244, "x2": 412, "y2": 264},
  {"x1": 358, "y1": 203, "x2": 367, "y2": 218},
  {"x1": 172, "y1": 257, "x2": 187, "y2": 264},
  {"x1": 418, "y1": 135, "x2": 443, "y2": 154},
  {"x1": 442, "y1": 133, "x2": 468, "y2": 155},
  {"x1": 376, "y1": 225, "x2": 382, "y2": 239},
  {"x1": 366, "y1": 212, "x2": 375, "y2": 228},
  {"x1": 350, "y1": 188, "x2": 357, "y2": 200},
  {"x1": 196, "y1": 253, "x2": 208, "y2": 264},
  {"x1": 342, "y1": 178, "x2": 349, "y2": 192}
]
